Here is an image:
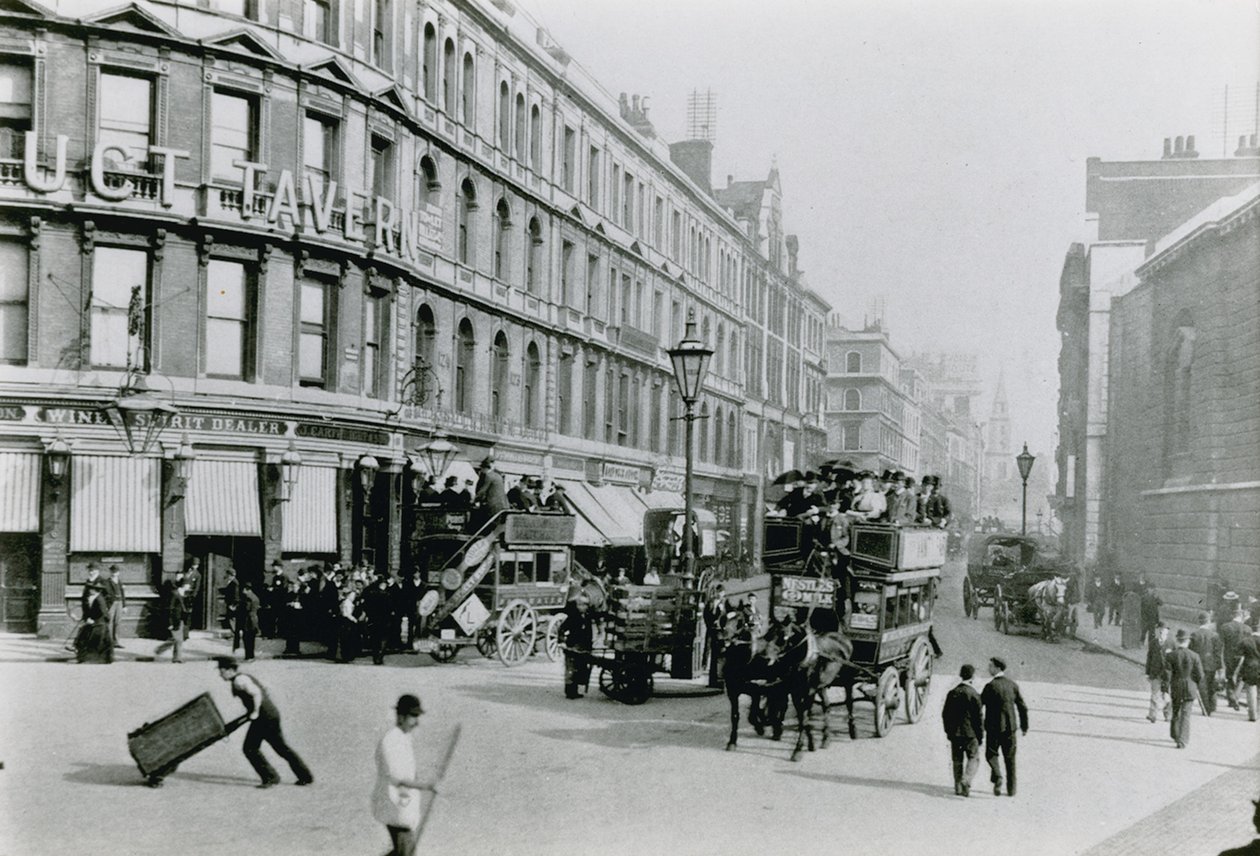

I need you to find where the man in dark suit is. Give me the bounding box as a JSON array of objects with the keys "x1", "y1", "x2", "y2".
[
  {"x1": 101, "y1": 565, "x2": 126, "y2": 648},
  {"x1": 1218, "y1": 597, "x2": 1247, "y2": 710},
  {"x1": 220, "y1": 566, "x2": 241, "y2": 652},
  {"x1": 980, "y1": 656, "x2": 1028, "y2": 797},
  {"x1": 472, "y1": 457, "x2": 508, "y2": 530},
  {"x1": 237, "y1": 582, "x2": 261, "y2": 661},
  {"x1": 1140, "y1": 581, "x2": 1162, "y2": 644},
  {"x1": 942, "y1": 664, "x2": 984, "y2": 796},
  {"x1": 1145, "y1": 623, "x2": 1172, "y2": 722},
  {"x1": 702, "y1": 585, "x2": 729, "y2": 689},
  {"x1": 1166, "y1": 628, "x2": 1205, "y2": 748},
  {"x1": 1189, "y1": 612, "x2": 1223, "y2": 716}
]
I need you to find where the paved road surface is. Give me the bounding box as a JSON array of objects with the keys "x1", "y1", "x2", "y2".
[{"x1": 2, "y1": 559, "x2": 1256, "y2": 855}]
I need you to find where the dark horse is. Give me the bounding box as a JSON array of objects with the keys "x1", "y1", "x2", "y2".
[
  {"x1": 763, "y1": 614, "x2": 855, "y2": 761},
  {"x1": 720, "y1": 610, "x2": 787, "y2": 751}
]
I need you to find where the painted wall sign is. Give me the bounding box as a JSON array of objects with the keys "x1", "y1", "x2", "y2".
[
  {"x1": 601, "y1": 462, "x2": 641, "y2": 485},
  {"x1": 295, "y1": 422, "x2": 390, "y2": 447}
]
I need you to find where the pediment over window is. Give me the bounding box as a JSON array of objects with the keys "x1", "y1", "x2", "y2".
[
  {"x1": 304, "y1": 56, "x2": 361, "y2": 88},
  {"x1": 374, "y1": 85, "x2": 410, "y2": 117},
  {"x1": 0, "y1": 0, "x2": 53, "y2": 18},
  {"x1": 81, "y1": 3, "x2": 181, "y2": 36},
  {"x1": 202, "y1": 28, "x2": 285, "y2": 60},
  {"x1": 569, "y1": 206, "x2": 586, "y2": 225}
]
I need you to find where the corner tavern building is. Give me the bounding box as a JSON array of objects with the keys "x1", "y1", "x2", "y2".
[{"x1": 0, "y1": 0, "x2": 829, "y2": 636}]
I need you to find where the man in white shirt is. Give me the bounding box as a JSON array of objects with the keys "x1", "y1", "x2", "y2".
[{"x1": 373, "y1": 694, "x2": 438, "y2": 856}]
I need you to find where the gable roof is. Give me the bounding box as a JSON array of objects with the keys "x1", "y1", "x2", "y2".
[
  {"x1": 201, "y1": 27, "x2": 284, "y2": 61},
  {"x1": 0, "y1": 0, "x2": 53, "y2": 17},
  {"x1": 304, "y1": 55, "x2": 361, "y2": 89},
  {"x1": 81, "y1": 3, "x2": 181, "y2": 37}
]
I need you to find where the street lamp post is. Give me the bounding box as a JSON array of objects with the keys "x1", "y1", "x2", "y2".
[
  {"x1": 667, "y1": 310, "x2": 713, "y2": 587},
  {"x1": 1015, "y1": 442, "x2": 1036, "y2": 536}
]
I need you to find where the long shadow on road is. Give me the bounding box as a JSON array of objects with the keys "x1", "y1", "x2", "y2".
[
  {"x1": 779, "y1": 768, "x2": 957, "y2": 800},
  {"x1": 63, "y1": 762, "x2": 257, "y2": 789}
]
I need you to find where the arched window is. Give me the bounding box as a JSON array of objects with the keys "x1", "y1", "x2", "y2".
[
  {"x1": 650, "y1": 384, "x2": 663, "y2": 451},
  {"x1": 713, "y1": 404, "x2": 724, "y2": 466},
  {"x1": 557, "y1": 352, "x2": 573, "y2": 434},
  {"x1": 630, "y1": 374, "x2": 641, "y2": 446},
  {"x1": 698, "y1": 400, "x2": 710, "y2": 461},
  {"x1": 844, "y1": 388, "x2": 861, "y2": 411},
  {"x1": 493, "y1": 197, "x2": 510, "y2": 280},
  {"x1": 524, "y1": 341, "x2": 541, "y2": 428},
  {"x1": 529, "y1": 104, "x2": 541, "y2": 172},
  {"x1": 457, "y1": 177, "x2": 476, "y2": 265},
  {"x1": 498, "y1": 81, "x2": 510, "y2": 151},
  {"x1": 416, "y1": 154, "x2": 438, "y2": 208},
  {"x1": 455, "y1": 318, "x2": 475, "y2": 414},
  {"x1": 846, "y1": 351, "x2": 862, "y2": 373},
  {"x1": 461, "y1": 52, "x2": 475, "y2": 127},
  {"x1": 491, "y1": 331, "x2": 509, "y2": 420},
  {"x1": 526, "y1": 216, "x2": 542, "y2": 295},
  {"x1": 729, "y1": 335, "x2": 739, "y2": 382},
  {"x1": 422, "y1": 23, "x2": 437, "y2": 102},
  {"x1": 1164, "y1": 316, "x2": 1195, "y2": 473},
  {"x1": 715, "y1": 324, "x2": 725, "y2": 375},
  {"x1": 727, "y1": 410, "x2": 738, "y2": 468},
  {"x1": 513, "y1": 93, "x2": 526, "y2": 161},
  {"x1": 415, "y1": 303, "x2": 436, "y2": 371},
  {"x1": 442, "y1": 39, "x2": 456, "y2": 113}
]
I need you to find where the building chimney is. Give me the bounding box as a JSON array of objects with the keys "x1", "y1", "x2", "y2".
[
  {"x1": 1185, "y1": 135, "x2": 1198, "y2": 157},
  {"x1": 618, "y1": 92, "x2": 629, "y2": 119},
  {"x1": 621, "y1": 93, "x2": 656, "y2": 140},
  {"x1": 1238, "y1": 134, "x2": 1248, "y2": 156},
  {"x1": 669, "y1": 139, "x2": 713, "y2": 195},
  {"x1": 726, "y1": 174, "x2": 733, "y2": 187},
  {"x1": 785, "y1": 235, "x2": 799, "y2": 277},
  {"x1": 1163, "y1": 137, "x2": 1172, "y2": 159},
  {"x1": 1174, "y1": 135, "x2": 1184, "y2": 156}
]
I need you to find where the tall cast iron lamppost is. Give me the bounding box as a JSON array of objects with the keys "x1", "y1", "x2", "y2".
[
  {"x1": 667, "y1": 310, "x2": 712, "y2": 586},
  {"x1": 1015, "y1": 443, "x2": 1036, "y2": 535}
]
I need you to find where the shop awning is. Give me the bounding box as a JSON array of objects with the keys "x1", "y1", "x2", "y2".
[
  {"x1": 569, "y1": 507, "x2": 609, "y2": 547},
  {"x1": 184, "y1": 460, "x2": 261, "y2": 537},
  {"x1": 584, "y1": 483, "x2": 647, "y2": 546},
  {"x1": 637, "y1": 489, "x2": 685, "y2": 510},
  {"x1": 281, "y1": 465, "x2": 337, "y2": 553},
  {"x1": 0, "y1": 452, "x2": 40, "y2": 532},
  {"x1": 70, "y1": 455, "x2": 161, "y2": 552},
  {"x1": 557, "y1": 480, "x2": 639, "y2": 547}
]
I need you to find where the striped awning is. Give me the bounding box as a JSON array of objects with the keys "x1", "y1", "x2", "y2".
[
  {"x1": 70, "y1": 455, "x2": 161, "y2": 552},
  {"x1": 558, "y1": 480, "x2": 639, "y2": 547},
  {"x1": 0, "y1": 452, "x2": 40, "y2": 532},
  {"x1": 281, "y1": 465, "x2": 337, "y2": 553},
  {"x1": 637, "y1": 490, "x2": 685, "y2": 510},
  {"x1": 184, "y1": 460, "x2": 261, "y2": 536}
]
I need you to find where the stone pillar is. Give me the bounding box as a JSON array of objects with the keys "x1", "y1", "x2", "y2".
[
  {"x1": 36, "y1": 461, "x2": 69, "y2": 639},
  {"x1": 259, "y1": 460, "x2": 284, "y2": 572},
  {"x1": 336, "y1": 465, "x2": 354, "y2": 566},
  {"x1": 385, "y1": 466, "x2": 403, "y2": 577}
]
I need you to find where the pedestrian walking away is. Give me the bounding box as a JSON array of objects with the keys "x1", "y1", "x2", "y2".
[
  {"x1": 154, "y1": 581, "x2": 190, "y2": 663},
  {"x1": 102, "y1": 564, "x2": 126, "y2": 648},
  {"x1": 942, "y1": 663, "x2": 984, "y2": 797},
  {"x1": 1233, "y1": 616, "x2": 1260, "y2": 722},
  {"x1": 1165, "y1": 629, "x2": 1204, "y2": 748},
  {"x1": 1145, "y1": 623, "x2": 1172, "y2": 723},
  {"x1": 214, "y1": 656, "x2": 314, "y2": 788},
  {"x1": 1218, "y1": 595, "x2": 1247, "y2": 711},
  {"x1": 373, "y1": 694, "x2": 439, "y2": 856},
  {"x1": 980, "y1": 657, "x2": 1028, "y2": 797}
]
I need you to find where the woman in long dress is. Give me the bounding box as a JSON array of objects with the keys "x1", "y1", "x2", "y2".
[{"x1": 75, "y1": 584, "x2": 114, "y2": 664}]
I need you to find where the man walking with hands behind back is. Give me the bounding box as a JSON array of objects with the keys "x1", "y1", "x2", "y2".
[
  {"x1": 1166, "y1": 629, "x2": 1204, "y2": 748},
  {"x1": 374, "y1": 694, "x2": 438, "y2": 856},
  {"x1": 981, "y1": 656, "x2": 1028, "y2": 797},
  {"x1": 942, "y1": 664, "x2": 984, "y2": 796}
]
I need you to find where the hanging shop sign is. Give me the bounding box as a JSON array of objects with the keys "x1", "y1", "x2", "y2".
[{"x1": 650, "y1": 469, "x2": 684, "y2": 493}]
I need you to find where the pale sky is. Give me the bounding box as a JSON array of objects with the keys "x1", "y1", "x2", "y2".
[{"x1": 520, "y1": 0, "x2": 1258, "y2": 459}]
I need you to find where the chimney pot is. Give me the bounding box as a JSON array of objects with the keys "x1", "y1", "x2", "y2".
[
  {"x1": 1174, "y1": 135, "x2": 1184, "y2": 154},
  {"x1": 1163, "y1": 138, "x2": 1172, "y2": 158},
  {"x1": 1251, "y1": 134, "x2": 1258, "y2": 148},
  {"x1": 1186, "y1": 134, "x2": 1196, "y2": 154}
]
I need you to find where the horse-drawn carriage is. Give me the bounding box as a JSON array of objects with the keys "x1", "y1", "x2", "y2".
[
  {"x1": 569, "y1": 581, "x2": 702, "y2": 705},
  {"x1": 992, "y1": 566, "x2": 1079, "y2": 641},
  {"x1": 754, "y1": 518, "x2": 945, "y2": 743},
  {"x1": 963, "y1": 533, "x2": 1057, "y2": 619},
  {"x1": 411, "y1": 509, "x2": 578, "y2": 664}
]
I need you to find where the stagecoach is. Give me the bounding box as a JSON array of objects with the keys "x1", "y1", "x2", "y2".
[
  {"x1": 762, "y1": 517, "x2": 946, "y2": 738},
  {"x1": 411, "y1": 510, "x2": 577, "y2": 665}
]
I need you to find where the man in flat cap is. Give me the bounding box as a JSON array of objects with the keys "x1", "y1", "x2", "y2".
[
  {"x1": 373, "y1": 694, "x2": 438, "y2": 856},
  {"x1": 1165, "y1": 629, "x2": 1204, "y2": 748},
  {"x1": 215, "y1": 656, "x2": 314, "y2": 787}
]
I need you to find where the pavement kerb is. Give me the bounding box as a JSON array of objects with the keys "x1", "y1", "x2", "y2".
[{"x1": 1073, "y1": 616, "x2": 1200, "y2": 668}]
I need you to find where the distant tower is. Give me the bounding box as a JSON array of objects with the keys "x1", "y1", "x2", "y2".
[{"x1": 983, "y1": 370, "x2": 1013, "y2": 515}]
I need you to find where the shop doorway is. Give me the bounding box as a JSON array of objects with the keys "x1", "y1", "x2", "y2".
[
  {"x1": 0, "y1": 534, "x2": 40, "y2": 633},
  {"x1": 183, "y1": 536, "x2": 264, "y2": 631}
]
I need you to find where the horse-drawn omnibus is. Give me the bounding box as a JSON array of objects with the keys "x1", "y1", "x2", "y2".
[
  {"x1": 411, "y1": 509, "x2": 578, "y2": 665},
  {"x1": 759, "y1": 517, "x2": 945, "y2": 738}
]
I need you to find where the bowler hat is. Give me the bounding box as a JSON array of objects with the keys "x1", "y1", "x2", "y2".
[
  {"x1": 214, "y1": 656, "x2": 239, "y2": 670},
  {"x1": 1175, "y1": 629, "x2": 1189, "y2": 642},
  {"x1": 396, "y1": 693, "x2": 424, "y2": 716},
  {"x1": 879, "y1": 470, "x2": 894, "y2": 481}
]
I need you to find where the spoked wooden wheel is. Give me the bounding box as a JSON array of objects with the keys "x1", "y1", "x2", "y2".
[
  {"x1": 475, "y1": 625, "x2": 497, "y2": 658},
  {"x1": 543, "y1": 614, "x2": 565, "y2": 662},
  {"x1": 620, "y1": 663, "x2": 654, "y2": 706},
  {"x1": 993, "y1": 585, "x2": 1005, "y2": 631},
  {"x1": 873, "y1": 666, "x2": 901, "y2": 738},
  {"x1": 496, "y1": 599, "x2": 537, "y2": 666},
  {"x1": 905, "y1": 637, "x2": 933, "y2": 723},
  {"x1": 962, "y1": 577, "x2": 975, "y2": 618},
  {"x1": 429, "y1": 643, "x2": 459, "y2": 663},
  {"x1": 598, "y1": 666, "x2": 617, "y2": 699}
]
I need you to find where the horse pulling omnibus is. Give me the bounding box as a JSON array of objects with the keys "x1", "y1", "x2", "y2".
[{"x1": 761, "y1": 518, "x2": 945, "y2": 739}]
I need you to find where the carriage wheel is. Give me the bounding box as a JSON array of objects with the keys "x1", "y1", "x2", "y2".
[
  {"x1": 904, "y1": 637, "x2": 933, "y2": 724},
  {"x1": 962, "y1": 577, "x2": 975, "y2": 618},
  {"x1": 993, "y1": 585, "x2": 1005, "y2": 631},
  {"x1": 620, "y1": 664, "x2": 654, "y2": 706},
  {"x1": 598, "y1": 666, "x2": 617, "y2": 699},
  {"x1": 873, "y1": 666, "x2": 901, "y2": 738},
  {"x1": 496, "y1": 600, "x2": 537, "y2": 667},
  {"x1": 475, "y1": 625, "x2": 497, "y2": 658},
  {"x1": 543, "y1": 613, "x2": 566, "y2": 662},
  {"x1": 429, "y1": 643, "x2": 459, "y2": 663}
]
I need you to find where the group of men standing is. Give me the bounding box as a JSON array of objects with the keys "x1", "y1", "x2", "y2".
[
  {"x1": 73, "y1": 562, "x2": 127, "y2": 663},
  {"x1": 1143, "y1": 594, "x2": 1260, "y2": 749}
]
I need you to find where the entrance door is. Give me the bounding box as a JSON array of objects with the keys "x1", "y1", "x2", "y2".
[
  {"x1": 184, "y1": 536, "x2": 264, "y2": 631},
  {"x1": 0, "y1": 534, "x2": 41, "y2": 633}
]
